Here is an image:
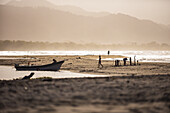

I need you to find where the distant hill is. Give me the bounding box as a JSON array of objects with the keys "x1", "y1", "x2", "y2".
[
  {"x1": 0, "y1": 40, "x2": 170, "y2": 51},
  {"x1": 7, "y1": 0, "x2": 55, "y2": 7},
  {"x1": 6, "y1": 0, "x2": 110, "y2": 17},
  {"x1": 0, "y1": 5, "x2": 170, "y2": 44}
]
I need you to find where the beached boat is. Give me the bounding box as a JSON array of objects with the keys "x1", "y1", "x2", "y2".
[{"x1": 15, "y1": 60, "x2": 64, "y2": 71}]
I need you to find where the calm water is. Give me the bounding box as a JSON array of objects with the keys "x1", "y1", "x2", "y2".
[
  {"x1": 0, "y1": 66, "x2": 112, "y2": 80},
  {"x1": 0, "y1": 51, "x2": 170, "y2": 63}
]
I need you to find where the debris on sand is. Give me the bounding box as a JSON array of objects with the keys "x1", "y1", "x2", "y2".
[{"x1": 22, "y1": 72, "x2": 34, "y2": 80}]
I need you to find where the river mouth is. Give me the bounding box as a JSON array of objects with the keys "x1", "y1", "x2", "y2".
[{"x1": 0, "y1": 66, "x2": 112, "y2": 80}]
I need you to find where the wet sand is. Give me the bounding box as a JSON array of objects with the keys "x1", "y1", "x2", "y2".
[{"x1": 0, "y1": 55, "x2": 170, "y2": 113}]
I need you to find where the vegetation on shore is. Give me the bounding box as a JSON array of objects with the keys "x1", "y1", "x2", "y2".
[{"x1": 0, "y1": 40, "x2": 170, "y2": 51}]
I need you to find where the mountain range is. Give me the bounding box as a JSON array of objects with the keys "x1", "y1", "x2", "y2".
[
  {"x1": 0, "y1": 0, "x2": 170, "y2": 44},
  {"x1": 6, "y1": 0, "x2": 110, "y2": 17}
]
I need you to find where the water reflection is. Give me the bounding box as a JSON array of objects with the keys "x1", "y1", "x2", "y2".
[{"x1": 0, "y1": 66, "x2": 110, "y2": 80}]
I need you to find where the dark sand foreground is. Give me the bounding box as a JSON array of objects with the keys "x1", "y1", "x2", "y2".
[
  {"x1": 0, "y1": 75, "x2": 170, "y2": 113},
  {"x1": 0, "y1": 55, "x2": 170, "y2": 113}
]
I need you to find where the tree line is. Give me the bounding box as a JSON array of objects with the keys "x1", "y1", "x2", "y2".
[{"x1": 0, "y1": 40, "x2": 170, "y2": 51}]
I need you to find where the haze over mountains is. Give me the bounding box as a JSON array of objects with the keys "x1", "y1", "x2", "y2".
[
  {"x1": 0, "y1": 0, "x2": 170, "y2": 44},
  {"x1": 7, "y1": 0, "x2": 110, "y2": 17}
]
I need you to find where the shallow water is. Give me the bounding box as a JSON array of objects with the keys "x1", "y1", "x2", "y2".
[
  {"x1": 0, "y1": 66, "x2": 112, "y2": 80},
  {"x1": 0, "y1": 51, "x2": 170, "y2": 63}
]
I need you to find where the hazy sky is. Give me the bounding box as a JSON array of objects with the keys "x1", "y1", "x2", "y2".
[
  {"x1": 1, "y1": 0, "x2": 170, "y2": 25},
  {"x1": 49, "y1": 0, "x2": 170, "y2": 25}
]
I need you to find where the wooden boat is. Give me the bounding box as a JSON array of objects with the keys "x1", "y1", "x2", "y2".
[{"x1": 15, "y1": 60, "x2": 64, "y2": 71}]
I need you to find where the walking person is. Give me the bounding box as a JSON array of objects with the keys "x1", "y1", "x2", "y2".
[
  {"x1": 98, "y1": 55, "x2": 103, "y2": 68},
  {"x1": 108, "y1": 50, "x2": 110, "y2": 55}
]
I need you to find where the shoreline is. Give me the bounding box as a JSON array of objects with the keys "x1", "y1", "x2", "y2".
[
  {"x1": 1, "y1": 73, "x2": 170, "y2": 81},
  {"x1": 0, "y1": 64, "x2": 170, "y2": 81}
]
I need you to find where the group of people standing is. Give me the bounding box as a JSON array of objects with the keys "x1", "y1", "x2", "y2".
[{"x1": 98, "y1": 51, "x2": 139, "y2": 68}]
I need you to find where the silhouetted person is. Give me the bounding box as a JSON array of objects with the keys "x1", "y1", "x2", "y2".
[
  {"x1": 115, "y1": 60, "x2": 120, "y2": 66},
  {"x1": 134, "y1": 56, "x2": 136, "y2": 65},
  {"x1": 130, "y1": 57, "x2": 132, "y2": 66},
  {"x1": 22, "y1": 72, "x2": 34, "y2": 80},
  {"x1": 98, "y1": 55, "x2": 103, "y2": 68},
  {"x1": 123, "y1": 58, "x2": 128, "y2": 66},
  {"x1": 137, "y1": 60, "x2": 139, "y2": 65},
  {"x1": 115, "y1": 60, "x2": 117, "y2": 66},
  {"x1": 108, "y1": 50, "x2": 110, "y2": 55},
  {"x1": 53, "y1": 59, "x2": 57, "y2": 63}
]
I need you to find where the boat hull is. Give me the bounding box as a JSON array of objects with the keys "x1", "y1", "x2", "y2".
[{"x1": 15, "y1": 60, "x2": 64, "y2": 71}]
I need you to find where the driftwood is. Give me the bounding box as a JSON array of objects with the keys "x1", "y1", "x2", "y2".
[{"x1": 22, "y1": 72, "x2": 34, "y2": 80}]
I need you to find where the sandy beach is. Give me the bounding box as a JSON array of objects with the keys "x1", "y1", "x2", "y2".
[
  {"x1": 0, "y1": 55, "x2": 170, "y2": 113},
  {"x1": 0, "y1": 55, "x2": 170, "y2": 76}
]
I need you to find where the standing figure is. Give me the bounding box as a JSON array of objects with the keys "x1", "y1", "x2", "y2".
[
  {"x1": 137, "y1": 60, "x2": 139, "y2": 65},
  {"x1": 134, "y1": 56, "x2": 136, "y2": 65},
  {"x1": 108, "y1": 50, "x2": 110, "y2": 55},
  {"x1": 123, "y1": 58, "x2": 128, "y2": 66},
  {"x1": 98, "y1": 55, "x2": 103, "y2": 68},
  {"x1": 130, "y1": 57, "x2": 132, "y2": 66},
  {"x1": 115, "y1": 60, "x2": 120, "y2": 66}
]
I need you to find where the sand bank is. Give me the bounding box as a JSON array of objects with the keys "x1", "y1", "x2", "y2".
[{"x1": 0, "y1": 55, "x2": 170, "y2": 76}]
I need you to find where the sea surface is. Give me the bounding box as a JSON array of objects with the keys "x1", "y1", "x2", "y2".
[
  {"x1": 0, "y1": 66, "x2": 112, "y2": 80},
  {"x1": 0, "y1": 51, "x2": 170, "y2": 63}
]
